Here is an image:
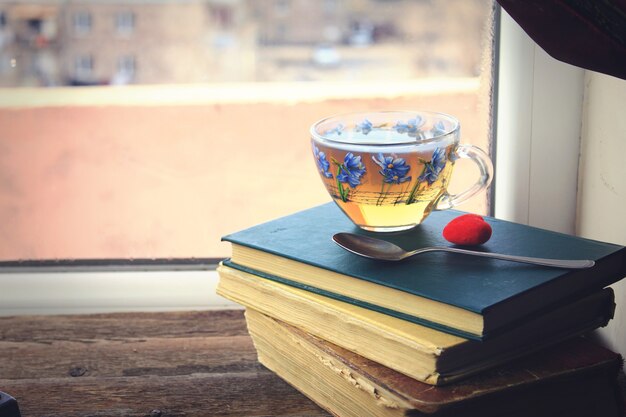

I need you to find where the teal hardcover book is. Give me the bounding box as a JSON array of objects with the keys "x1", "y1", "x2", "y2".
[{"x1": 221, "y1": 203, "x2": 626, "y2": 340}]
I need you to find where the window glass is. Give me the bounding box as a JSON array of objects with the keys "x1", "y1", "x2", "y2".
[
  {"x1": 0, "y1": 0, "x2": 495, "y2": 261},
  {"x1": 115, "y1": 11, "x2": 135, "y2": 36},
  {"x1": 72, "y1": 11, "x2": 91, "y2": 35},
  {"x1": 115, "y1": 54, "x2": 136, "y2": 83},
  {"x1": 73, "y1": 54, "x2": 93, "y2": 80}
]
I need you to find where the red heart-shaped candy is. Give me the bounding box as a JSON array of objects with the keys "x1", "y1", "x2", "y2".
[{"x1": 442, "y1": 214, "x2": 492, "y2": 246}]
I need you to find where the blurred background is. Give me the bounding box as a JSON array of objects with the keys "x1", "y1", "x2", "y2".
[{"x1": 0, "y1": 0, "x2": 494, "y2": 261}]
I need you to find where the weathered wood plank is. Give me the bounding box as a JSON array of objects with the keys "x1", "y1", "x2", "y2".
[
  {"x1": 0, "y1": 336, "x2": 258, "y2": 379},
  {"x1": 0, "y1": 372, "x2": 331, "y2": 417},
  {"x1": 1, "y1": 309, "x2": 625, "y2": 416},
  {"x1": 0, "y1": 310, "x2": 248, "y2": 342},
  {"x1": 0, "y1": 310, "x2": 333, "y2": 416}
]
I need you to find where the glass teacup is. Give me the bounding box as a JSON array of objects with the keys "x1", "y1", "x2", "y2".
[{"x1": 310, "y1": 111, "x2": 493, "y2": 232}]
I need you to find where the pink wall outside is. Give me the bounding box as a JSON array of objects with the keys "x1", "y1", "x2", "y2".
[{"x1": 0, "y1": 93, "x2": 489, "y2": 260}]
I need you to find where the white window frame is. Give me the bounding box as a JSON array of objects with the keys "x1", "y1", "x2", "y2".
[
  {"x1": 494, "y1": 10, "x2": 584, "y2": 234},
  {"x1": 0, "y1": 7, "x2": 585, "y2": 315}
]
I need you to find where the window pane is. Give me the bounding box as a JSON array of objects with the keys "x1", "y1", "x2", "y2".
[
  {"x1": 72, "y1": 11, "x2": 92, "y2": 36},
  {"x1": 0, "y1": 0, "x2": 495, "y2": 261},
  {"x1": 115, "y1": 11, "x2": 134, "y2": 36}
]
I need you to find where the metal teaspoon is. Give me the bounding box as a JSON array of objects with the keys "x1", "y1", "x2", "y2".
[{"x1": 332, "y1": 232, "x2": 595, "y2": 269}]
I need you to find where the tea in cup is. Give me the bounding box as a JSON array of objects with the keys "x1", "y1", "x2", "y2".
[{"x1": 310, "y1": 111, "x2": 492, "y2": 232}]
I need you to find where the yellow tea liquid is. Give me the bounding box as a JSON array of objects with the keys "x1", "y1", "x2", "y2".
[{"x1": 314, "y1": 143, "x2": 456, "y2": 231}]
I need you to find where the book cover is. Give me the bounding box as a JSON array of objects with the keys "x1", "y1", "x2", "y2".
[
  {"x1": 247, "y1": 309, "x2": 625, "y2": 417},
  {"x1": 217, "y1": 263, "x2": 615, "y2": 385},
  {"x1": 222, "y1": 203, "x2": 626, "y2": 339}
]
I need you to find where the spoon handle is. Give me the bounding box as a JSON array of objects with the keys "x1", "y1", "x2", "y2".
[{"x1": 415, "y1": 247, "x2": 595, "y2": 269}]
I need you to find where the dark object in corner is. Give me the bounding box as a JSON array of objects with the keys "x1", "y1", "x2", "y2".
[
  {"x1": 497, "y1": 0, "x2": 626, "y2": 80},
  {"x1": 0, "y1": 392, "x2": 21, "y2": 417}
]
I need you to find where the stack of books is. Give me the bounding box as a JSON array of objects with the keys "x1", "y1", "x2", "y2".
[{"x1": 217, "y1": 203, "x2": 626, "y2": 416}]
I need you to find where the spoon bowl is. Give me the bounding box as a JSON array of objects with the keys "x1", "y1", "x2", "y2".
[{"x1": 332, "y1": 232, "x2": 595, "y2": 269}]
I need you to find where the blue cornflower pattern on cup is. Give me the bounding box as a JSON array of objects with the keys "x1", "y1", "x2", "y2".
[
  {"x1": 372, "y1": 153, "x2": 411, "y2": 184},
  {"x1": 394, "y1": 116, "x2": 424, "y2": 137},
  {"x1": 430, "y1": 121, "x2": 447, "y2": 137},
  {"x1": 337, "y1": 152, "x2": 366, "y2": 187},
  {"x1": 332, "y1": 152, "x2": 367, "y2": 202},
  {"x1": 313, "y1": 145, "x2": 333, "y2": 178},
  {"x1": 325, "y1": 123, "x2": 345, "y2": 136},
  {"x1": 406, "y1": 147, "x2": 447, "y2": 204},
  {"x1": 418, "y1": 147, "x2": 447, "y2": 185},
  {"x1": 354, "y1": 119, "x2": 373, "y2": 135}
]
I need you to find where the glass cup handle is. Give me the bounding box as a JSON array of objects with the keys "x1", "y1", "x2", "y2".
[{"x1": 436, "y1": 144, "x2": 493, "y2": 210}]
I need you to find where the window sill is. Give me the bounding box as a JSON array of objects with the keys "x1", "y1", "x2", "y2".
[{"x1": 0, "y1": 269, "x2": 240, "y2": 316}]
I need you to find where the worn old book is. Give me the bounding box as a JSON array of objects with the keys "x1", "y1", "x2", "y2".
[
  {"x1": 217, "y1": 263, "x2": 615, "y2": 385},
  {"x1": 247, "y1": 309, "x2": 625, "y2": 417},
  {"x1": 222, "y1": 203, "x2": 626, "y2": 340}
]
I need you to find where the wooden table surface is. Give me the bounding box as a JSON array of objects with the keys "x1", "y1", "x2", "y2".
[
  {"x1": 0, "y1": 310, "x2": 330, "y2": 417},
  {"x1": 1, "y1": 310, "x2": 625, "y2": 417}
]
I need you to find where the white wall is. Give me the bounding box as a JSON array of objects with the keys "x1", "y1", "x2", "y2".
[
  {"x1": 494, "y1": 14, "x2": 583, "y2": 233},
  {"x1": 577, "y1": 72, "x2": 626, "y2": 358}
]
